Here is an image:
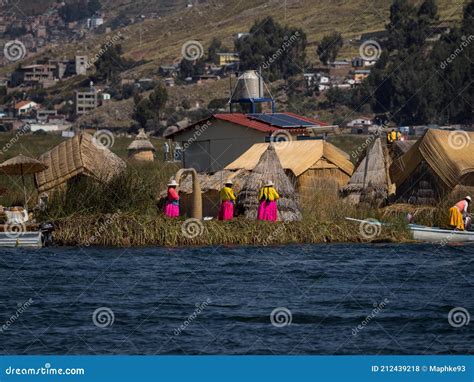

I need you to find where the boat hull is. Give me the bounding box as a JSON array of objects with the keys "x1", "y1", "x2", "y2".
[
  {"x1": 0, "y1": 231, "x2": 43, "y2": 248},
  {"x1": 409, "y1": 224, "x2": 474, "y2": 243}
]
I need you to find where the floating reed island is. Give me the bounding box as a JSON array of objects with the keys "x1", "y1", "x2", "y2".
[{"x1": 30, "y1": 129, "x2": 474, "y2": 247}]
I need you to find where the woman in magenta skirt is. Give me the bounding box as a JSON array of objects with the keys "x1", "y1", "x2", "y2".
[
  {"x1": 257, "y1": 180, "x2": 279, "y2": 221},
  {"x1": 218, "y1": 179, "x2": 236, "y2": 220},
  {"x1": 164, "y1": 180, "x2": 180, "y2": 218}
]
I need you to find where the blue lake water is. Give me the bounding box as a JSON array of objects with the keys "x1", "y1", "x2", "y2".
[{"x1": 0, "y1": 244, "x2": 472, "y2": 355}]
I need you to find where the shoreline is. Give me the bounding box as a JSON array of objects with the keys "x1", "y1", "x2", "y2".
[{"x1": 51, "y1": 213, "x2": 412, "y2": 247}]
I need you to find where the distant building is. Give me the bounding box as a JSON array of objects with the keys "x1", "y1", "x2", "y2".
[
  {"x1": 75, "y1": 89, "x2": 98, "y2": 116},
  {"x1": 217, "y1": 52, "x2": 239, "y2": 66},
  {"x1": 75, "y1": 55, "x2": 88, "y2": 75},
  {"x1": 352, "y1": 56, "x2": 377, "y2": 68},
  {"x1": 14, "y1": 100, "x2": 40, "y2": 116},
  {"x1": 353, "y1": 69, "x2": 371, "y2": 83},
  {"x1": 347, "y1": 117, "x2": 373, "y2": 127},
  {"x1": 87, "y1": 15, "x2": 104, "y2": 29}
]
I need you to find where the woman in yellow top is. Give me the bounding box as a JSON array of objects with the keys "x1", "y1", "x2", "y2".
[
  {"x1": 218, "y1": 180, "x2": 236, "y2": 220},
  {"x1": 257, "y1": 180, "x2": 280, "y2": 221}
]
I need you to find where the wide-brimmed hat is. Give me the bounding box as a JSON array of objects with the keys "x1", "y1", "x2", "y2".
[
  {"x1": 466, "y1": 196, "x2": 472, "y2": 202},
  {"x1": 265, "y1": 180, "x2": 274, "y2": 187},
  {"x1": 224, "y1": 179, "x2": 233, "y2": 185},
  {"x1": 167, "y1": 179, "x2": 178, "y2": 187}
]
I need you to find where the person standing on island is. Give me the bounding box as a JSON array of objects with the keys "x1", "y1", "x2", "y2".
[
  {"x1": 218, "y1": 180, "x2": 236, "y2": 221},
  {"x1": 257, "y1": 180, "x2": 279, "y2": 222},
  {"x1": 164, "y1": 180, "x2": 180, "y2": 218}
]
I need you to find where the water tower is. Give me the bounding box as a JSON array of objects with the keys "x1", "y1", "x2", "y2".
[{"x1": 229, "y1": 70, "x2": 275, "y2": 113}]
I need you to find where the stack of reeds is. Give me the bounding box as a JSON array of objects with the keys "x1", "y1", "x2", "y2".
[{"x1": 236, "y1": 144, "x2": 302, "y2": 221}]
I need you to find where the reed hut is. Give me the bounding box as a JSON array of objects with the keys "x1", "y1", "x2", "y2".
[
  {"x1": 342, "y1": 136, "x2": 390, "y2": 206},
  {"x1": 390, "y1": 129, "x2": 474, "y2": 204},
  {"x1": 225, "y1": 141, "x2": 354, "y2": 200},
  {"x1": 127, "y1": 129, "x2": 156, "y2": 161},
  {"x1": 237, "y1": 144, "x2": 302, "y2": 221},
  {"x1": 35, "y1": 133, "x2": 126, "y2": 193},
  {"x1": 173, "y1": 169, "x2": 249, "y2": 218}
]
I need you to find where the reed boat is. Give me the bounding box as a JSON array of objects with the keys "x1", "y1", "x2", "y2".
[{"x1": 408, "y1": 224, "x2": 474, "y2": 243}]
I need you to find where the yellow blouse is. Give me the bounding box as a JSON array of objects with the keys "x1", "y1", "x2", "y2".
[
  {"x1": 258, "y1": 186, "x2": 280, "y2": 201},
  {"x1": 220, "y1": 186, "x2": 236, "y2": 201}
]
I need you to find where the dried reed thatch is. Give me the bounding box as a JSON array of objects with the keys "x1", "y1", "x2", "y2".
[
  {"x1": 35, "y1": 133, "x2": 126, "y2": 193},
  {"x1": 390, "y1": 129, "x2": 474, "y2": 204},
  {"x1": 342, "y1": 136, "x2": 389, "y2": 206},
  {"x1": 237, "y1": 144, "x2": 302, "y2": 221},
  {"x1": 127, "y1": 129, "x2": 156, "y2": 162}
]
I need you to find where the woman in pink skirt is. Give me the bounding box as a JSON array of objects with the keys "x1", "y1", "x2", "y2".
[
  {"x1": 218, "y1": 179, "x2": 236, "y2": 220},
  {"x1": 164, "y1": 180, "x2": 180, "y2": 218},
  {"x1": 257, "y1": 180, "x2": 279, "y2": 221}
]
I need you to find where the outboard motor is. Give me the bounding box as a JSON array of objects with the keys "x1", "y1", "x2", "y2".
[{"x1": 40, "y1": 222, "x2": 54, "y2": 247}]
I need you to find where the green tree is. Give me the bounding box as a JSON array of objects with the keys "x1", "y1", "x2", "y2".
[
  {"x1": 207, "y1": 37, "x2": 222, "y2": 64},
  {"x1": 235, "y1": 16, "x2": 307, "y2": 80},
  {"x1": 316, "y1": 32, "x2": 343, "y2": 65}
]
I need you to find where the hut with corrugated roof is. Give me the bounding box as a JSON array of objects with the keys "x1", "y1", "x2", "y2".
[
  {"x1": 35, "y1": 133, "x2": 126, "y2": 193},
  {"x1": 127, "y1": 129, "x2": 156, "y2": 161}
]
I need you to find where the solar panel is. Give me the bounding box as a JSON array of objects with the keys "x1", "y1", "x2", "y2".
[{"x1": 248, "y1": 113, "x2": 316, "y2": 128}]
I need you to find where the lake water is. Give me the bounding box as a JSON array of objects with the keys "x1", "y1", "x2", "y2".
[{"x1": 0, "y1": 244, "x2": 472, "y2": 355}]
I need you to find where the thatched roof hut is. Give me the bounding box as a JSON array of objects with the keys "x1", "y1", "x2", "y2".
[
  {"x1": 342, "y1": 136, "x2": 389, "y2": 206},
  {"x1": 237, "y1": 144, "x2": 302, "y2": 221},
  {"x1": 127, "y1": 129, "x2": 155, "y2": 161},
  {"x1": 390, "y1": 129, "x2": 474, "y2": 204},
  {"x1": 225, "y1": 140, "x2": 354, "y2": 200},
  {"x1": 35, "y1": 133, "x2": 126, "y2": 193}
]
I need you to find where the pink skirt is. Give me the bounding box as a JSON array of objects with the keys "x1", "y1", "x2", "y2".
[
  {"x1": 164, "y1": 201, "x2": 179, "y2": 218},
  {"x1": 257, "y1": 200, "x2": 277, "y2": 221},
  {"x1": 218, "y1": 200, "x2": 234, "y2": 220}
]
